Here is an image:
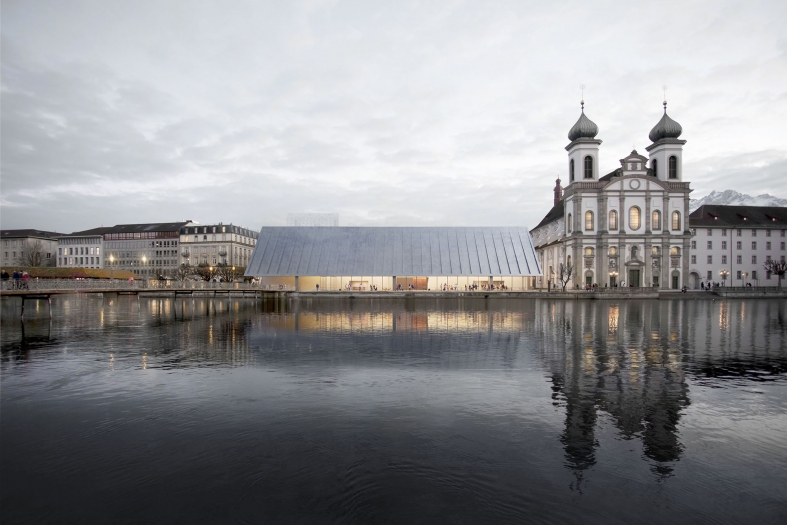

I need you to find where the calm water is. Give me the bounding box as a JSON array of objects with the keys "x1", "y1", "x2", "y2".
[{"x1": 1, "y1": 295, "x2": 786, "y2": 524}]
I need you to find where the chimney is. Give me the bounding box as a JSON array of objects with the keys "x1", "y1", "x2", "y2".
[{"x1": 553, "y1": 178, "x2": 562, "y2": 207}]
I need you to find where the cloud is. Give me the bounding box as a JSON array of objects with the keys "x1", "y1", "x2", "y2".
[{"x1": 2, "y1": 0, "x2": 786, "y2": 233}]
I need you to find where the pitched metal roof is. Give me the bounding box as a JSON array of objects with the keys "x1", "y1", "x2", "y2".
[
  {"x1": 104, "y1": 222, "x2": 191, "y2": 234},
  {"x1": 689, "y1": 205, "x2": 787, "y2": 228},
  {"x1": 1, "y1": 229, "x2": 65, "y2": 239},
  {"x1": 533, "y1": 202, "x2": 565, "y2": 229},
  {"x1": 245, "y1": 227, "x2": 541, "y2": 276}
]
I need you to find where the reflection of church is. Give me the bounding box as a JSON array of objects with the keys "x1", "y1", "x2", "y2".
[
  {"x1": 536, "y1": 300, "x2": 690, "y2": 477},
  {"x1": 531, "y1": 100, "x2": 692, "y2": 289}
]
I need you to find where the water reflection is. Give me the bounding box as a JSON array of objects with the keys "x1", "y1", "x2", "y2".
[{"x1": 1, "y1": 295, "x2": 786, "y2": 523}]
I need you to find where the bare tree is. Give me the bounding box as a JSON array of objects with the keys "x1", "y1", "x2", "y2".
[
  {"x1": 174, "y1": 263, "x2": 192, "y2": 282},
  {"x1": 194, "y1": 262, "x2": 216, "y2": 281},
  {"x1": 558, "y1": 261, "x2": 574, "y2": 291},
  {"x1": 763, "y1": 259, "x2": 787, "y2": 289},
  {"x1": 19, "y1": 239, "x2": 46, "y2": 267},
  {"x1": 215, "y1": 263, "x2": 242, "y2": 282}
]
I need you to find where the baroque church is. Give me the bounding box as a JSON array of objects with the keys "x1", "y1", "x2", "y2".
[{"x1": 530, "y1": 101, "x2": 692, "y2": 289}]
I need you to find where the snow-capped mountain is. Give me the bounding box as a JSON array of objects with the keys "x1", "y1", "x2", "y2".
[{"x1": 689, "y1": 190, "x2": 787, "y2": 212}]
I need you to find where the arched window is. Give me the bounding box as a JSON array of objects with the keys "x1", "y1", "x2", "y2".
[
  {"x1": 672, "y1": 210, "x2": 681, "y2": 230},
  {"x1": 669, "y1": 156, "x2": 678, "y2": 179},
  {"x1": 585, "y1": 211, "x2": 594, "y2": 231},
  {"x1": 652, "y1": 158, "x2": 658, "y2": 177},
  {"x1": 609, "y1": 246, "x2": 617, "y2": 256},
  {"x1": 567, "y1": 255, "x2": 572, "y2": 267},
  {"x1": 567, "y1": 214, "x2": 572, "y2": 232},
  {"x1": 584, "y1": 247, "x2": 594, "y2": 256},
  {"x1": 652, "y1": 246, "x2": 660, "y2": 255},
  {"x1": 570, "y1": 159, "x2": 575, "y2": 182},
  {"x1": 631, "y1": 246, "x2": 639, "y2": 260},
  {"x1": 609, "y1": 210, "x2": 618, "y2": 230},
  {"x1": 670, "y1": 246, "x2": 681, "y2": 256},
  {"x1": 584, "y1": 156, "x2": 593, "y2": 179},
  {"x1": 652, "y1": 210, "x2": 661, "y2": 230},
  {"x1": 629, "y1": 206, "x2": 641, "y2": 230}
]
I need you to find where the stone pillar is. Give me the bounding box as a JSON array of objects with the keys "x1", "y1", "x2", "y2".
[
  {"x1": 619, "y1": 192, "x2": 627, "y2": 234},
  {"x1": 599, "y1": 195, "x2": 608, "y2": 233},
  {"x1": 392, "y1": 276, "x2": 397, "y2": 291},
  {"x1": 662, "y1": 239, "x2": 670, "y2": 288},
  {"x1": 645, "y1": 190, "x2": 652, "y2": 235},
  {"x1": 644, "y1": 239, "x2": 652, "y2": 287}
]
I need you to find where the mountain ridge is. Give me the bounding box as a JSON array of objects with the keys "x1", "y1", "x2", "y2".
[{"x1": 689, "y1": 190, "x2": 787, "y2": 212}]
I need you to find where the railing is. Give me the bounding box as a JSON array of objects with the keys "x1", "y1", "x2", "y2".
[{"x1": 0, "y1": 279, "x2": 264, "y2": 292}]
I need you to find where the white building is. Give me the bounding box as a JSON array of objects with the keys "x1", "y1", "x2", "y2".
[
  {"x1": 1, "y1": 229, "x2": 60, "y2": 267},
  {"x1": 57, "y1": 227, "x2": 109, "y2": 269},
  {"x1": 688, "y1": 205, "x2": 787, "y2": 288},
  {"x1": 180, "y1": 223, "x2": 258, "y2": 268},
  {"x1": 531, "y1": 101, "x2": 692, "y2": 289}
]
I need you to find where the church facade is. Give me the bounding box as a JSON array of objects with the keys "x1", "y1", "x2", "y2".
[{"x1": 530, "y1": 102, "x2": 692, "y2": 289}]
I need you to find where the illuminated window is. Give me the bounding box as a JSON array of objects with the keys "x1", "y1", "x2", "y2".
[
  {"x1": 670, "y1": 246, "x2": 681, "y2": 256},
  {"x1": 609, "y1": 210, "x2": 618, "y2": 230},
  {"x1": 629, "y1": 206, "x2": 641, "y2": 230},
  {"x1": 652, "y1": 210, "x2": 661, "y2": 230},
  {"x1": 609, "y1": 246, "x2": 617, "y2": 256},
  {"x1": 585, "y1": 211, "x2": 594, "y2": 231},
  {"x1": 584, "y1": 247, "x2": 594, "y2": 256},
  {"x1": 672, "y1": 211, "x2": 681, "y2": 230}
]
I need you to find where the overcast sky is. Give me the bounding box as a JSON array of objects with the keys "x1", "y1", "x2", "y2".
[{"x1": 2, "y1": 0, "x2": 786, "y2": 233}]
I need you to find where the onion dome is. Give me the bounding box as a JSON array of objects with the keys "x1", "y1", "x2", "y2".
[
  {"x1": 568, "y1": 103, "x2": 599, "y2": 141},
  {"x1": 649, "y1": 102, "x2": 682, "y2": 142}
]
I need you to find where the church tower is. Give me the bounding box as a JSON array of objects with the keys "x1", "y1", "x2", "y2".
[
  {"x1": 646, "y1": 101, "x2": 686, "y2": 182},
  {"x1": 565, "y1": 101, "x2": 601, "y2": 184}
]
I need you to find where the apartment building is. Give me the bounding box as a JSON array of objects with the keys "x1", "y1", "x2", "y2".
[
  {"x1": 57, "y1": 227, "x2": 110, "y2": 269},
  {"x1": 179, "y1": 223, "x2": 258, "y2": 268},
  {"x1": 1, "y1": 229, "x2": 61, "y2": 267}
]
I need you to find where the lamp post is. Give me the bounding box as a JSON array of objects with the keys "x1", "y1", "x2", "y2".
[
  {"x1": 610, "y1": 270, "x2": 618, "y2": 288},
  {"x1": 719, "y1": 269, "x2": 728, "y2": 287},
  {"x1": 141, "y1": 255, "x2": 147, "y2": 287},
  {"x1": 109, "y1": 255, "x2": 114, "y2": 282},
  {"x1": 743, "y1": 271, "x2": 749, "y2": 288}
]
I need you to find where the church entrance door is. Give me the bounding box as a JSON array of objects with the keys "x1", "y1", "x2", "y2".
[{"x1": 628, "y1": 269, "x2": 640, "y2": 287}]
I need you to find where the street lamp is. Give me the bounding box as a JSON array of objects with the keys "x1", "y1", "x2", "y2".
[
  {"x1": 610, "y1": 270, "x2": 618, "y2": 287},
  {"x1": 719, "y1": 269, "x2": 729, "y2": 287},
  {"x1": 743, "y1": 271, "x2": 749, "y2": 287},
  {"x1": 109, "y1": 255, "x2": 114, "y2": 281}
]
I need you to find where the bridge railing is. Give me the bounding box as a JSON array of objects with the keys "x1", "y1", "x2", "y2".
[{"x1": 0, "y1": 279, "x2": 265, "y2": 292}]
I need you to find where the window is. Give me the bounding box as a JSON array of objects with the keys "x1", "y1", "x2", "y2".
[
  {"x1": 737, "y1": 270, "x2": 741, "y2": 280},
  {"x1": 668, "y1": 156, "x2": 678, "y2": 179},
  {"x1": 707, "y1": 256, "x2": 713, "y2": 264},
  {"x1": 609, "y1": 210, "x2": 618, "y2": 230},
  {"x1": 691, "y1": 240, "x2": 696, "y2": 249},
  {"x1": 631, "y1": 246, "x2": 639, "y2": 259},
  {"x1": 609, "y1": 246, "x2": 617, "y2": 256},
  {"x1": 629, "y1": 207, "x2": 641, "y2": 230},
  {"x1": 96, "y1": 248, "x2": 100, "y2": 255},
  {"x1": 651, "y1": 159, "x2": 658, "y2": 177},
  {"x1": 670, "y1": 247, "x2": 680, "y2": 256},
  {"x1": 736, "y1": 241, "x2": 742, "y2": 250},
  {"x1": 752, "y1": 242, "x2": 757, "y2": 250},
  {"x1": 767, "y1": 271, "x2": 772, "y2": 280},
  {"x1": 672, "y1": 211, "x2": 681, "y2": 230},
  {"x1": 766, "y1": 230, "x2": 771, "y2": 237},
  {"x1": 752, "y1": 229, "x2": 757, "y2": 237},
  {"x1": 567, "y1": 214, "x2": 572, "y2": 232},
  {"x1": 737, "y1": 229, "x2": 742, "y2": 236},
  {"x1": 782, "y1": 242, "x2": 786, "y2": 250},
  {"x1": 58, "y1": 248, "x2": 62, "y2": 255},
  {"x1": 584, "y1": 247, "x2": 594, "y2": 256},
  {"x1": 707, "y1": 271, "x2": 713, "y2": 280},
  {"x1": 652, "y1": 246, "x2": 660, "y2": 255},
  {"x1": 707, "y1": 229, "x2": 713, "y2": 236},
  {"x1": 722, "y1": 229, "x2": 727, "y2": 236},
  {"x1": 691, "y1": 255, "x2": 696, "y2": 264},
  {"x1": 766, "y1": 242, "x2": 771, "y2": 250},
  {"x1": 752, "y1": 270, "x2": 758, "y2": 280},
  {"x1": 752, "y1": 256, "x2": 757, "y2": 264},
  {"x1": 737, "y1": 255, "x2": 742, "y2": 264},
  {"x1": 707, "y1": 241, "x2": 712, "y2": 249},
  {"x1": 585, "y1": 211, "x2": 594, "y2": 231},
  {"x1": 584, "y1": 156, "x2": 593, "y2": 179},
  {"x1": 722, "y1": 255, "x2": 727, "y2": 264},
  {"x1": 721, "y1": 241, "x2": 727, "y2": 249},
  {"x1": 570, "y1": 159, "x2": 575, "y2": 182},
  {"x1": 652, "y1": 210, "x2": 661, "y2": 230}
]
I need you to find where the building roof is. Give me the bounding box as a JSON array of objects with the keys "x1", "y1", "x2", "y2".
[
  {"x1": 567, "y1": 107, "x2": 599, "y2": 141},
  {"x1": 689, "y1": 205, "x2": 787, "y2": 228},
  {"x1": 104, "y1": 222, "x2": 190, "y2": 234},
  {"x1": 59, "y1": 227, "x2": 114, "y2": 238},
  {"x1": 649, "y1": 106, "x2": 683, "y2": 142},
  {"x1": 246, "y1": 227, "x2": 541, "y2": 277},
  {"x1": 534, "y1": 202, "x2": 565, "y2": 229},
  {"x1": 1, "y1": 229, "x2": 65, "y2": 239}
]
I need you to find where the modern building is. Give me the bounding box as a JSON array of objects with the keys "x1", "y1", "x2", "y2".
[
  {"x1": 57, "y1": 227, "x2": 110, "y2": 269},
  {"x1": 103, "y1": 222, "x2": 190, "y2": 278},
  {"x1": 687, "y1": 205, "x2": 787, "y2": 287},
  {"x1": 245, "y1": 226, "x2": 541, "y2": 290},
  {"x1": 179, "y1": 223, "x2": 258, "y2": 268},
  {"x1": 531, "y1": 101, "x2": 692, "y2": 289},
  {"x1": 1, "y1": 229, "x2": 61, "y2": 267}
]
